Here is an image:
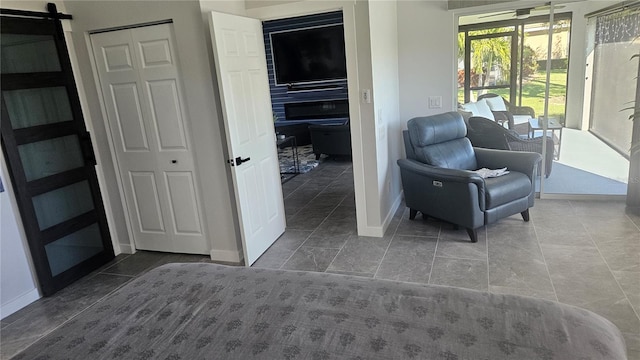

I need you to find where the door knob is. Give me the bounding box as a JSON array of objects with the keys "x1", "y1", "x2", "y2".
[
  {"x1": 235, "y1": 156, "x2": 251, "y2": 165},
  {"x1": 171, "y1": 160, "x2": 177, "y2": 164}
]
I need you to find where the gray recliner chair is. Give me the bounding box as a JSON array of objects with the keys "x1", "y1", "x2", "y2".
[
  {"x1": 309, "y1": 123, "x2": 351, "y2": 160},
  {"x1": 397, "y1": 112, "x2": 542, "y2": 242}
]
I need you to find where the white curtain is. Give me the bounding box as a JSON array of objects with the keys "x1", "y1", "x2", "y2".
[{"x1": 588, "y1": 7, "x2": 640, "y2": 156}]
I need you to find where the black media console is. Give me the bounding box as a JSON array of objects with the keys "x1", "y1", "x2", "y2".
[{"x1": 284, "y1": 99, "x2": 349, "y2": 121}]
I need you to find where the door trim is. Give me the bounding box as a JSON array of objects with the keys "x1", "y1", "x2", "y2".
[
  {"x1": 245, "y1": 2, "x2": 383, "y2": 236},
  {"x1": 88, "y1": 19, "x2": 173, "y2": 35}
]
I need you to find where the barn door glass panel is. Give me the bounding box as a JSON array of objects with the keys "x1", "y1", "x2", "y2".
[
  {"x1": 4, "y1": 87, "x2": 73, "y2": 129},
  {"x1": 0, "y1": 33, "x2": 61, "y2": 73}
]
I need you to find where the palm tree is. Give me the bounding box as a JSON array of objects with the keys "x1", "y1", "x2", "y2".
[
  {"x1": 458, "y1": 28, "x2": 512, "y2": 90},
  {"x1": 472, "y1": 33, "x2": 511, "y2": 87}
]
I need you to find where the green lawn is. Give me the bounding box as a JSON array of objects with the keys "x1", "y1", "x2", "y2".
[{"x1": 458, "y1": 69, "x2": 568, "y2": 121}]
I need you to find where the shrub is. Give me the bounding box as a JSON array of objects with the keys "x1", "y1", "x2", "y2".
[{"x1": 522, "y1": 45, "x2": 538, "y2": 78}]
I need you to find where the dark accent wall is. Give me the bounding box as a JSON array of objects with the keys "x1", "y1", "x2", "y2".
[{"x1": 263, "y1": 11, "x2": 349, "y2": 126}]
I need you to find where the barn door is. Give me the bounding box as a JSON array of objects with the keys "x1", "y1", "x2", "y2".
[{"x1": 0, "y1": 10, "x2": 114, "y2": 296}]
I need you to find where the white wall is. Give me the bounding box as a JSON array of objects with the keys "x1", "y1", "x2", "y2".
[
  {"x1": 0, "y1": 162, "x2": 40, "y2": 319},
  {"x1": 368, "y1": 0, "x2": 402, "y2": 230},
  {"x1": 397, "y1": 0, "x2": 456, "y2": 121},
  {"x1": 63, "y1": 0, "x2": 243, "y2": 262}
]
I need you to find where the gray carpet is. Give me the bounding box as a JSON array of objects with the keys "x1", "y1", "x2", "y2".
[{"x1": 12, "y1": 263, "x2": 626, "y2": 359}]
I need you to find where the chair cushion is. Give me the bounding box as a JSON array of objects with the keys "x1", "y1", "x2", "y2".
[
  {"x1": 459, "y1": 101, "x2": 478, "y2": 116},
  {"x1": 475, "y1": 99, "x2": 495, "y2": 121},
  {"x1": 512, "y1": 115, "x2": 531, "y2": 125},
  {"x1": 484, "y1": 96, "x2": 508, "y2": 111},
  {"x1": 484, "y1": 171, "x2": 531, "y2": 209}
]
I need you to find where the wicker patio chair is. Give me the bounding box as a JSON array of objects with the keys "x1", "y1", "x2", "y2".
[
  {"x1": 477, "y1": 93, "x2": 535, "y2": 135},
  {"x1": 467, "y1": 116, "x2": 553, "y2": 177}
]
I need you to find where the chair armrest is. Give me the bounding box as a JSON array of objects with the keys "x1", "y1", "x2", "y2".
[
  {"x1": 474, "y1": 147, "x2": 542, "y2": 181},
  {"x1": 397, "y1": 159, "x2": 487, "y2": 214},
  {"x1": 512, "y1": 106, "x2": 535, "y2": 118},
  {"x1": 491, "y1": 111, "x2": 515, "y2": 129},
  {"x1": 397, "y1": 159, "x2": 485, "y2": 186}
]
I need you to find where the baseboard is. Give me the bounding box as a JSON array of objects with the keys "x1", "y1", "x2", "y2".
[
  {"x1": 358, "y1": 226, "x2": 384, "y2": 237},
  {"x1": 1, "y1": 288, "x2": 40, "y2": 319},
  {"x1": 210, "y1": 249, "x2": 243, "y2": 264},
  {"x1": 357, "y1": 191, "x2": 404, "y2": 238},
  {"x1": 383, "y1": 191, "x2": 404, "y2": 230},
  {"x1": 118, "y1": 243, "x2": 134, "y2": 255}
]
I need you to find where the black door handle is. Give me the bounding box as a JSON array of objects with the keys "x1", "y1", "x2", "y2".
[
  {"x1": 79, "y1": 131, "x2": 97, "y2": 166},
  {"x1": 235, "y1": 156, "x2": 251, "y2": 165}
]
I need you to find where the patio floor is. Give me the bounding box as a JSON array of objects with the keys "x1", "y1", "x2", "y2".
[{"x1": 536, "y1": 128, "x2": 629, "y2": 195}]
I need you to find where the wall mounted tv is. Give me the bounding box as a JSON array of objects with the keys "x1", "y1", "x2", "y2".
[{"x1": 270, "y1": 24, "x2": 347, "y2": 85}]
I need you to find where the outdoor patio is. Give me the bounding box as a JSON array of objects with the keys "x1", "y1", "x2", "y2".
[{"x1": 536, "y1": 127, "x2": 629, "y2": 195}]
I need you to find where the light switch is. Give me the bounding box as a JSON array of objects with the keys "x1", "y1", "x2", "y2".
[{"x1": 428, "y1": 96, "x2": 442, "y2": 109}]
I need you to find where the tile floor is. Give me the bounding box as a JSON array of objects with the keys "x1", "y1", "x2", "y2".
[{"x1": 2, "y1": 159, "x2": 639, "y2": 359}]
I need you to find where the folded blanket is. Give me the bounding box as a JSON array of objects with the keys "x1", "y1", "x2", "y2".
[{"x1": 473, "y1": 167, "x2": 510, "y2": 178}]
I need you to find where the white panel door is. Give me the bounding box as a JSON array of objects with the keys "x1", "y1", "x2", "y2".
[
  {"x1": 209, "y1": 12, "x2": 285, "y2": 265},
  {"x1": 91, "y1": 24, "x2": 208, "y2": 254}
]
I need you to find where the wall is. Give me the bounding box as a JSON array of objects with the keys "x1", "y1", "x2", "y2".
[
  {"x1": 263, "y1": 11, "x2": 349, "y2": 125},
  {"x1": 63, "y1": 0, "x2": 243, "y2": 262},
  {"x1": 1, "y1": 162, "x2": 40, "y2": 318},
  {"x1": 368, "y1": 0, "x2": 402, "y2": 230},
  {"x1": 398, "y1": 0, "x2": 456, "y2": 121}
]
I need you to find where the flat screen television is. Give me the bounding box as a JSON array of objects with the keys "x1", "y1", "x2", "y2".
[{"x1": 270, "y1": 24, "x2": 347, "y2": 85}]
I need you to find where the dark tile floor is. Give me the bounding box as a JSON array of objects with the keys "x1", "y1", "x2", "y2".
[{"x1": 2, "y1": 159, "x2": 639, "y2": 359}]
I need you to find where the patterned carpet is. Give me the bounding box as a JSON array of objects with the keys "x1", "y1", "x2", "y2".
[{"x1": 278, "y1": 144, "x2": 320, "y2": 182}]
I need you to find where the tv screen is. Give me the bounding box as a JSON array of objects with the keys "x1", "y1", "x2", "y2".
[{"x1": 270, "y1": 24, "x2": 347, "y2": 85}]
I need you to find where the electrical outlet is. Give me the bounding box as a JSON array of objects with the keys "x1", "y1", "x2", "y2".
[
  {"x1": 428, "y1": 96, "x2": 442, "y2": 109},
  {"x1": 362, "y1": 89, "x2": 371, "y2": 104}
]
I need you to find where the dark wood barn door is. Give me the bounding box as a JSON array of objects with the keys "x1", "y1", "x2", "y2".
[{"x1": 1, "y1": 7, "x2": 114, "y2": 296}]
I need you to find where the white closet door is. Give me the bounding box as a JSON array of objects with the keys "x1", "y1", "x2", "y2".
[{"x1": 91, "y1": 23, "x2": 208, "y2": 254}]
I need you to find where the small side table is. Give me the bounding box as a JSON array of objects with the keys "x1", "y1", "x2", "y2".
[
  {"x1": 528, "y1": 117, "x2": 563, "y2": 160},
  {"x1": 277, "y1": 135, "x2": 300, "y2": 182}
]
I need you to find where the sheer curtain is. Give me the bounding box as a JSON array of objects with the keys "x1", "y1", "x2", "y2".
[{"x1": 588, "y1": 6, "x2": 639, "y2": 156}]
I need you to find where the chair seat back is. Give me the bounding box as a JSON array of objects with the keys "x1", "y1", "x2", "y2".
[{"x1": 406, "y1": 112, "x2": 477, "y2": 170}]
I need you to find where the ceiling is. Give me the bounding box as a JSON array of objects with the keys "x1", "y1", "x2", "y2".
[{"x1": 457, "y1": 1, "x2": 584, "y2": 26}]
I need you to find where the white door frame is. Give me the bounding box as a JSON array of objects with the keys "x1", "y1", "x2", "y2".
[{"x1": 246, "y1": 1, "x2": 370, "y2": 236}]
